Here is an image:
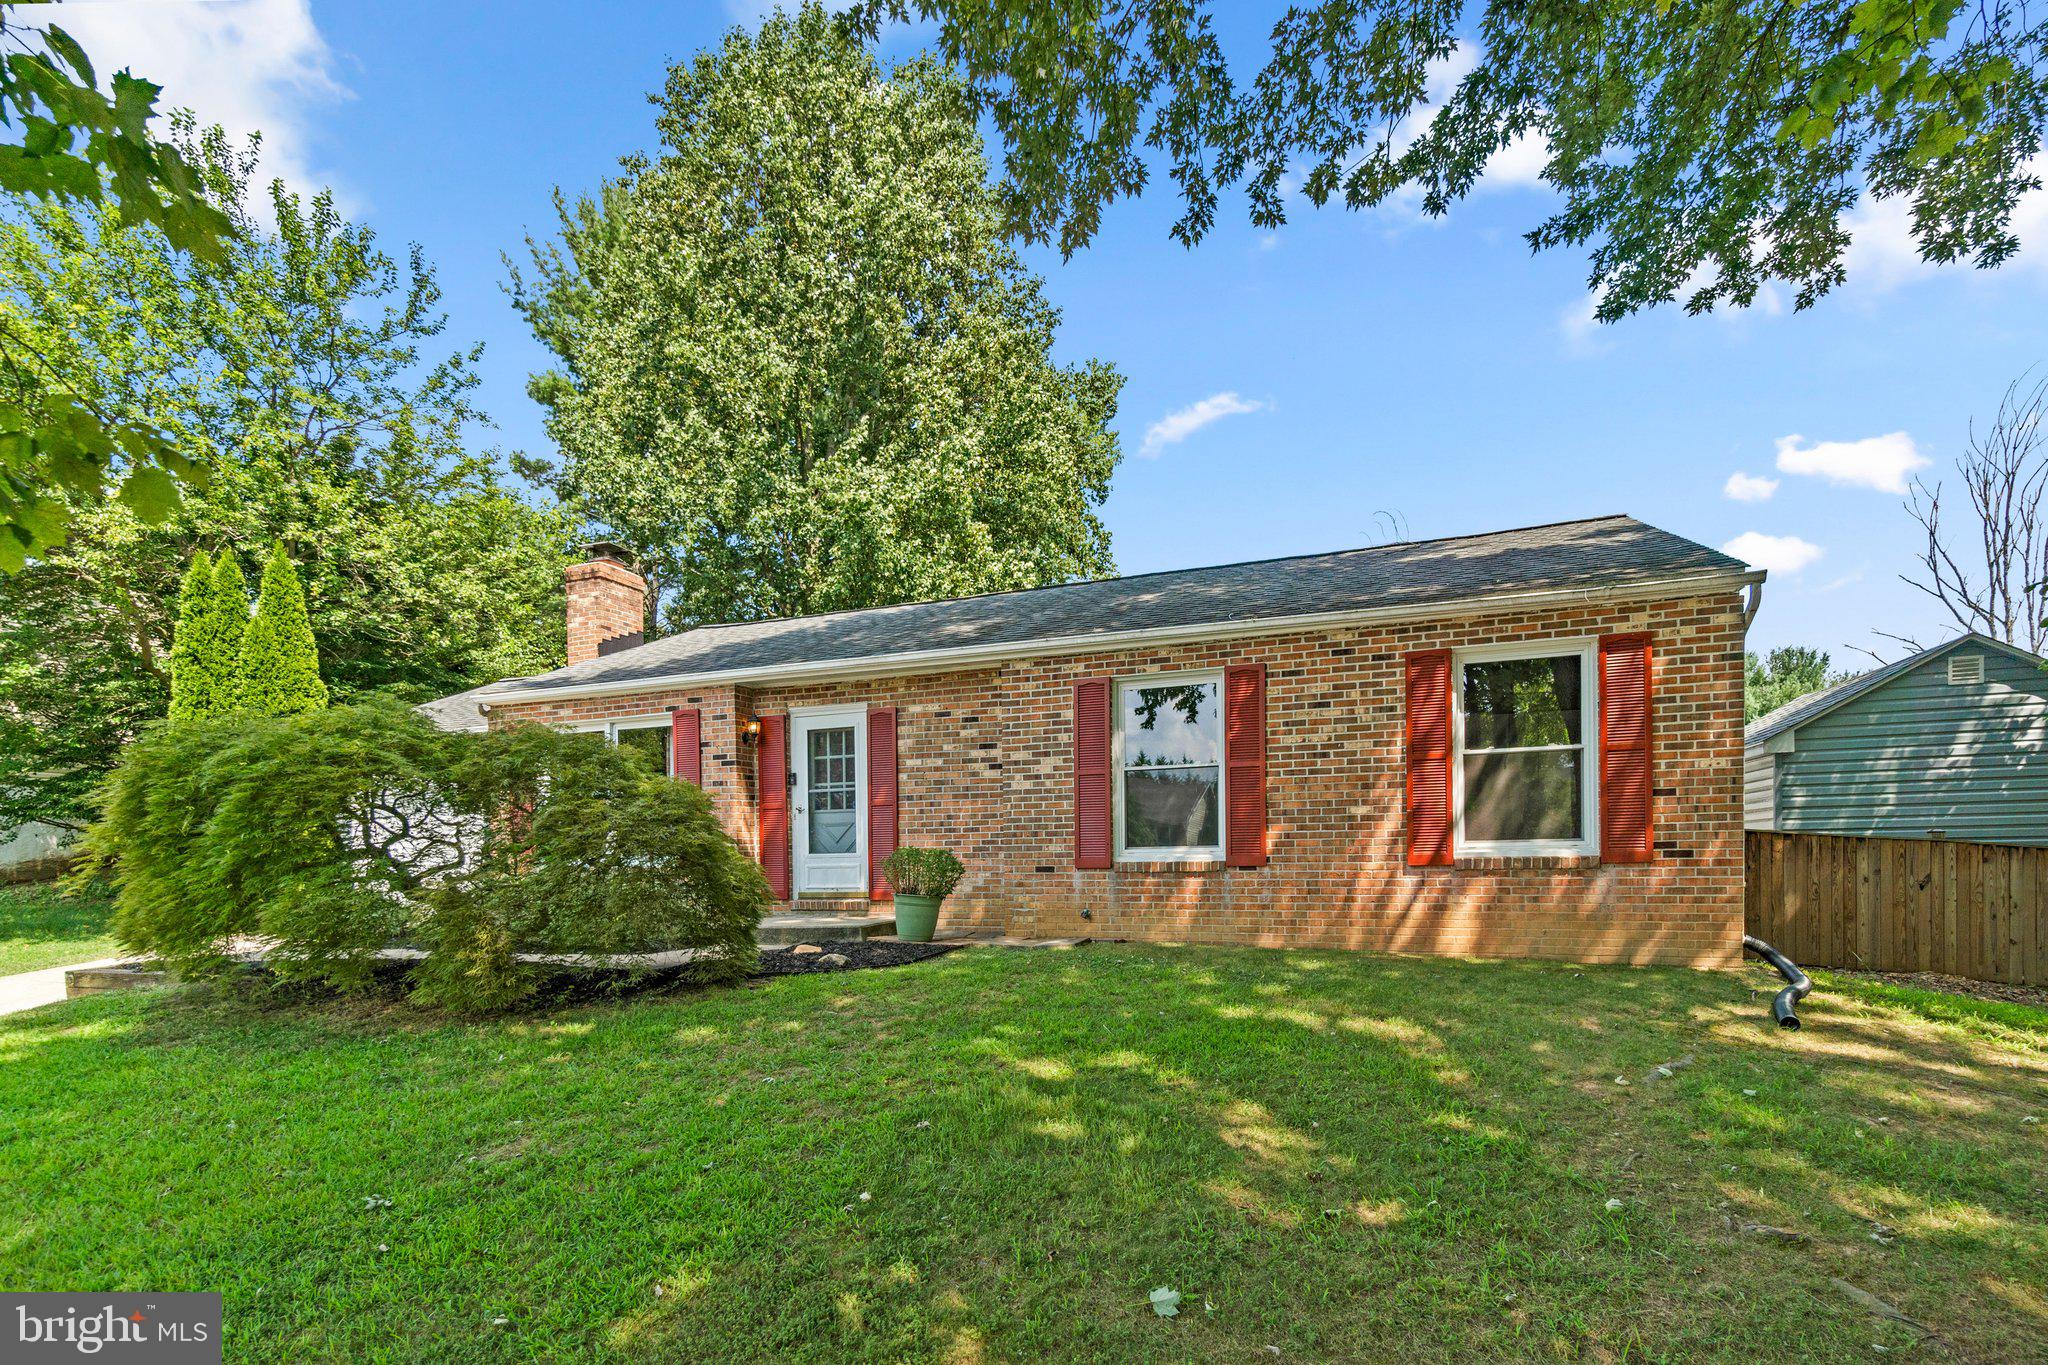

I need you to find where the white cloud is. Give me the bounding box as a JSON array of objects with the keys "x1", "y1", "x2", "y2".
[
  {"x1": 1815, "y1": 569, "x2": 1866, "y2": 593},
  {"x1": 1722, "y1": 531, "x2": 1823, "y2": 575},
  {"x1": 1481, "y1": 131, "x2": 1549, "y2": 189},
  {"x1": 1723, "y1": 471, "x2": 1779, "y2": 502},
  {"x1": 1139, "y1": 392, "x2": 1265, "y2": 457},
  {"x1": 1557, "y1": 292, "x2": 1605, "y2": 354},
  {"x1": 55, "y1": 0, "x2": 347, "y2": 203},
  {"x1": 1773, "y1": 431, "x2": 1928, "y2": 494}
]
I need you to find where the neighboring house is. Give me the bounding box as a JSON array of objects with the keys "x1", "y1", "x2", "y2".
[
  {"x1": 416, "y1": 681, "x2": 509, "y2": 734},
  {"x1": 1745, "y1": 634, "x2": 2048, "y2": 846},
  {"x1": 476, "y1": 518, "x2": 1762, "y2": 967},
  {"x1": 0, "y1": 820, "x2": 71, "y2": 882}
]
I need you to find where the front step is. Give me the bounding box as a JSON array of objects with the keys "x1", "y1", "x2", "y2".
[
  {"x1": 786, "y1": 898, "x2": 875, "y2": 916},
  {"x1": 757, "y1": 911, "x2": 896, "y2": 945}
]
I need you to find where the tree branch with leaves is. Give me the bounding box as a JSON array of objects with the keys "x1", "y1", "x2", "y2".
[
  {"x1": 845, "y1": 1, "x2": 2048, "y2": 323},
  {"x1": 0, "y1": 4, "x2": 233, "y2": 568}
]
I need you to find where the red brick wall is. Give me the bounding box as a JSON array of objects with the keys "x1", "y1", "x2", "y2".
[
  {"x1": 489, "y1": 589, "x2": 1748, "y2": 967},
  {"x1": 564, "y1": 559, "x2": 647, "y2": 665}
]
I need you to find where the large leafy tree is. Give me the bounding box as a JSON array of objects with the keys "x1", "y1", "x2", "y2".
[
  {"x1": 0, "y1": 129, "x2": 572, "y2": 832},
  {"x1": 849, "y1": 1, "x2": 2048, "y2": 321},
  {"x1": 0, "y1": 5, "x2": 233, "y2": 567},
  {"x1": 509, "y1": 3, "x2": 1122, "y2": 627}
]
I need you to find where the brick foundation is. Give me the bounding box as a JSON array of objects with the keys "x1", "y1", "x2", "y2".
[{"x1": 490, "y1": 589, "x2": 1748, "y2": 968}]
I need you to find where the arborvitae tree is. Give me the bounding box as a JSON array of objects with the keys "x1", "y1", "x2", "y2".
[
  {"x1": 165, "y1": 549, "x2": 247, "y2": 721},
  {"x1": 165, "y1": 552, "x2": 216, "y2": 723},
  {"x1": 199, "y1": 551, "x2": 251, "y2": 715},
  {"x1": 237, "y1": 543, "x2": 328, "y2": 716}
]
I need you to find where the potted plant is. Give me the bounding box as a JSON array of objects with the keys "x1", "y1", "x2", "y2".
[{"x1": 882, "y1": 846, "x2": 964, "y2": 943}]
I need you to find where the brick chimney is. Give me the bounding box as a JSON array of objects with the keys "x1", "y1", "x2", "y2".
[{"x1": 565, "y1": 541, "x2": 647, "y2": 665}]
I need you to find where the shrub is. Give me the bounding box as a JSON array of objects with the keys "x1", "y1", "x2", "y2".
[
  {"x1": 81, "y1": 700, "x2": 769, "y2": 1011},
  {"x1": 882, "y1": 846, "x2": 965, "y2": 898}
]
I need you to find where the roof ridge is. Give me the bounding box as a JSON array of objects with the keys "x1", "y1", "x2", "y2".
[{"x1": 662, "y1": 514, "x2": 1641, "y2": 639}]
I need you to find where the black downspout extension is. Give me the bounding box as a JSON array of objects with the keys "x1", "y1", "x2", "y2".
[{"x1": 1743, "y1": 935, "x2": 1813, "y2": 1031}]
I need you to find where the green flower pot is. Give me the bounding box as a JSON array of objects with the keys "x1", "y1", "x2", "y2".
[{"x1": 892, "y1": 893, "x2": 943, "y2": 943}]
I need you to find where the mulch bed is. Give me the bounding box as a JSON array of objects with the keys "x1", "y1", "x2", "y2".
[
  {"x1": 1828, "y1": 967, "x2": 2048, "y2": 1011},
  {"x1": 202, "y1": 938, "x2": 962, "y2": 1010},
  {"x1": 753, "y1": 940, "x2": 959, "y2": 977}
]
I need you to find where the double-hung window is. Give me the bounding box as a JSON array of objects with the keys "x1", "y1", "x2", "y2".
[
  {"x1": 1115, "y1": 674, "x2": 1223, "y2": 860},
  {"x1": 1454, "y1": 643, "x2": 1598, "y2": 857}
]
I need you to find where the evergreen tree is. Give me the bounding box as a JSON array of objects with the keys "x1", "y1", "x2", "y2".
[
  {"x1": 165, "y1": 549, "x2": 247, "y2": 721},
  {"x1": 198, "y1": 551, "x2": 251, "y2": 716},
  {"x1": 237, "y1": 544, "x2": 328, "y2": 716},
  {"x1": 165, "y1": 552, "x2": 215, "y2": 723}
]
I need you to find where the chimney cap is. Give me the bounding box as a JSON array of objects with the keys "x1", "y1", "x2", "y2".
[{"x1": 582, "y1": 540, "x2": 637, "y2": 568}]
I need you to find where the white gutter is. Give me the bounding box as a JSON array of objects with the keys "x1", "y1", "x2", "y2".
[{"x1": 476, "y1": 568, "x2": 1764, "y2": 709}]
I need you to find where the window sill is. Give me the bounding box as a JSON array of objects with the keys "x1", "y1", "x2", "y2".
[
  {"x1": 1450, "y1": 854, "x2": 1602, "y2": 872},
  {"x1": 1115, "y1": 858, "x2": 1227, "y2": 874}
]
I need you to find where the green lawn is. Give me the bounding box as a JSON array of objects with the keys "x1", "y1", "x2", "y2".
[
  {"x1": 2, "y1": 945, "x2": 2043, "y2": 1362},
  {"x1": 0, "y1": 879, "x2": 117, "y2": 975}
]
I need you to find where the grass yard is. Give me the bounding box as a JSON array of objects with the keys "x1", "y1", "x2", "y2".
[
  {"x1": 0, "y1": 879, "x2": 117, "y2": 976},
  {"x1": 2, "y1": 945, "x2": 2044, "y2": 1362}
]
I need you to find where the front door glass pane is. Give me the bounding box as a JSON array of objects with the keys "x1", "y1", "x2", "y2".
[{"x1": 807, "y1": 726, "x2": 857, "y2": 854}]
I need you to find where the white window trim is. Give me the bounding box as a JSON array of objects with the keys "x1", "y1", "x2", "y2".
[
  {"x1": 1112, "y1": 669, "x2": 1226, "y2": 863},
  {"x1": 1451, "y1": 638, "x2": 1601, "y2": 859},
  {"x1": 566, "y1": 714, "x2": 676, "y2": 775},
  {"x1": 568, "y1": 712, "x2": 675, "y2": 744}
]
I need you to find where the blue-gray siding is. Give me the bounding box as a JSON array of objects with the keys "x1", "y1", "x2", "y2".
[{"x1": 1746, "y1": 643, "x2": 2048, "y2": 846}]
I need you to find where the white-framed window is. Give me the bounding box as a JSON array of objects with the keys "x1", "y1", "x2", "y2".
[
  {"x1": 1452, "y1": 640, "x2": 1600, "y2": 858},
  {"x1": 572, "y1": 714, "x2": 672, "y2": 775},
  {"x1": 1114, "y1": 672, "x2": 1224, "y2": 861}
]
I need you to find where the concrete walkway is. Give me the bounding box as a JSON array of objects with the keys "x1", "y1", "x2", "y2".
[{"x1": 0, "y1": 956, "x2": 126, "y2": 1018}]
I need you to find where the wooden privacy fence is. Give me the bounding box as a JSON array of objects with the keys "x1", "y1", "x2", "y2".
[{"x1": 1746, "y1": 831, "x2": 2045, "y2": 986}]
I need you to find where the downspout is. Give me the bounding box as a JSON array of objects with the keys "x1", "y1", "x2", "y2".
[
  {"x1": 1741, "y1": 580, "x2": 1764, "y2": 632},
  {"x1": 1742, "y1": 935, "x2": 1811, "y2": 1030}
]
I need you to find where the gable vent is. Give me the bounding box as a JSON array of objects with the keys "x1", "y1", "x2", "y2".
[{"x1": 1947, "y1": 653, "x2": 1984, "y2": 685}]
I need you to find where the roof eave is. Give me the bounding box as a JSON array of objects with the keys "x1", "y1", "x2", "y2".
[{"x1": 476, "y1": 567, "x2": 1763, "y2": 709}]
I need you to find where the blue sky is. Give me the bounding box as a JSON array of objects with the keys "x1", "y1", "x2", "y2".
[{"x1": 69, "y1": 0, "x2": 2048, "y2": 662}]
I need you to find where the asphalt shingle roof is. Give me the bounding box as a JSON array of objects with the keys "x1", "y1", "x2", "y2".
[
  {"x1": 416, "y1": 681, "x2": 513, "y2": 732},
  {"x1": 489, "y1": 514, "x2": 1748, "y2": 699}
]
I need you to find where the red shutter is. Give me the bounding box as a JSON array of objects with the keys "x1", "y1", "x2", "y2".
[
  {"x1": 1599, "y1": 633, "x2": 1655, "y2": 863},
  {"x1": 1405, "y1": 650, "x2": 1454, "y2": 867},
  {"x1": 867, "y1": 706, "x2": 898, "y2": 901},
  {"x1": 670, "y1": 707, "x2": 702, "y2": 785},
  {"x1": 1073, "y1": 678, "x2": 1112, "y2": 869},
  {"x1": 1223, "y1": 663, "x2": 1268, "y2": 867},
  {"x1": 757, "y1": 713, "x2": 790, "y2": 898}
]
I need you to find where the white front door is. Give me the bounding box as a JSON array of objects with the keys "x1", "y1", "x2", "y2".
[{"x1": 791, "y1": 707, "x2": 866, "y2": 895}]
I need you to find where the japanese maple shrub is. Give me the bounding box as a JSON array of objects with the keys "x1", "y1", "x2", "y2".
[{"x1": 81, "y1": 700, "x2": 768, "y2": 1011}]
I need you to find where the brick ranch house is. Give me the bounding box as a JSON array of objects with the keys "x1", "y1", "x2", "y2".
[{"x1": 472, "y1": 515, "x2": 1764, "y2": 968}]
